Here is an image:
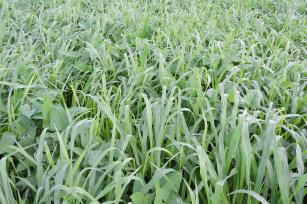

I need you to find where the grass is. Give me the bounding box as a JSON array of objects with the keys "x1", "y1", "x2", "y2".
[{"x1": 0, "y1": 0, "x2": 306, "y2": 203}]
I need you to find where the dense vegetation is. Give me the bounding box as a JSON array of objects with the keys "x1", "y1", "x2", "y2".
[{"x1": 0, "y1": 0, "x2": 306, "y2": 203}]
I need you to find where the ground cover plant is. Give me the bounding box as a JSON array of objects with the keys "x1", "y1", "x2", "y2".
[{"x1": 0, "y1": 0, "x2": 307, "y2": 203}]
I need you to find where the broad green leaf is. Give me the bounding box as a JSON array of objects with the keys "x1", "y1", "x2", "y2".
[
  {"x1": 157, "y1": 170, "x2": 182, "y2": 202},
  {"x1": 78, "y1": 121, "x2": 92, "y2": 147},
  {"x1": 50, "y1": 105, "x2": 69, "y2": 131},
  {"x1": 131, "y1": 192, "x2": 152, "y2": 204},
  {"x1": 17, "y1": 115, "x2": 37, "y2": 146},
  {"x1": 0, "y1": 132, "x2": 16, "y2": 154}
]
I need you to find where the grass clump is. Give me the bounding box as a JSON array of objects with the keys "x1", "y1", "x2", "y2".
[{"x1": 0, "y1": 0, "x2": 306, "y2": 203}]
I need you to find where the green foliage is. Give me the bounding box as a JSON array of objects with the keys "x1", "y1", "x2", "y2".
[
  {"x1": 0, "y1": 132, "x2": 15, "y2": 154},
  {"x1": 0, "y1": 0, "x2": 306, "y2": 203},
  {"x1": 131, "y1": 193, "x2": 152, "y2": 204}
]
